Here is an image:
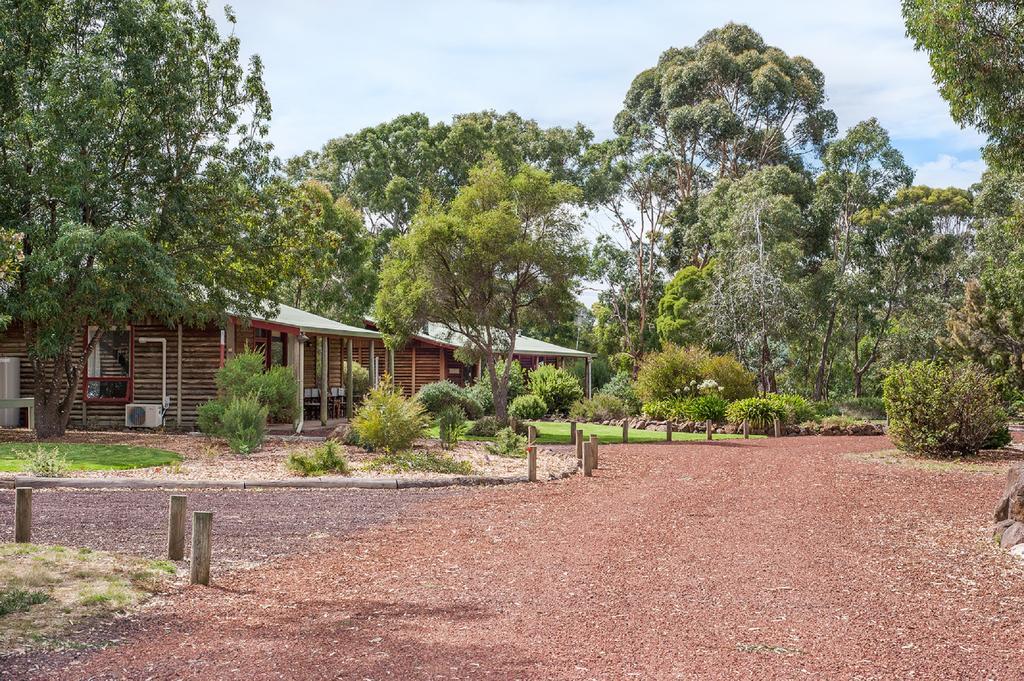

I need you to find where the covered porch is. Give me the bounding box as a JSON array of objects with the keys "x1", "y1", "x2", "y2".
[{"x1": 228, "y1": 304, "x2": 384, "y2": 434}]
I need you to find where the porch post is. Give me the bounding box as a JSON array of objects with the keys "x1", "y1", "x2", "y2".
[
  {"x1": 369, "y1": 340, "x2": 377, "y2": 387},
  {"x1": 293, "y1": 334, "x2": 304, "y2": 433},
  {"x1": 585, "y1": 356, "x2": 592, "y2": 399},
  {"x1": 345, "y1": 338, "x2": 355, "y2": 418},
  {"x1": 319, "y1": 336, "x2": 328, "y2": 426}
]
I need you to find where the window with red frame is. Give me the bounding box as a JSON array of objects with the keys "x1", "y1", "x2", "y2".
[{"x1": 84, "y1": 327, "x2": 133, "y2": 401}]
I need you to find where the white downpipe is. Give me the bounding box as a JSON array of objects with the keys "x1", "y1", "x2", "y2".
[{"x1": 137, "y1": 337, "x2": 168, "y2": 413}]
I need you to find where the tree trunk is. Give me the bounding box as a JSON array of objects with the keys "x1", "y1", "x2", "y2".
[
  {"x1": 486, "y1": 356, "x2": 510, "y2": 424},
  {"x1": 813, "y1": 302, "x2": 839, "y2": 401},
  {"x1": 32, "y1": 352, "x2": 80, "y2": 439}
]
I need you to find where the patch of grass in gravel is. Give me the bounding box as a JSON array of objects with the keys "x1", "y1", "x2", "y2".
[
  {"x1": 0, "y1": 543, "x2": 178, "y2": 653},
  {"x1": 365, "y1": 451, "x2": 474, "y2": 475},
  {"x1": 737, "y1": 643, "x2": 802, "y2": 655},
  {"x1": 848, "y1": 449, "x2": 1007, "y2": 474},
  {"x1": 0, "y1": 442, "x2": 180, "y2": 472}
]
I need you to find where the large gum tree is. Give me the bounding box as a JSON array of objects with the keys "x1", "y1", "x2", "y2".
[{"x1": 0, "y1": 1, "x2": 285, "y2": 437}]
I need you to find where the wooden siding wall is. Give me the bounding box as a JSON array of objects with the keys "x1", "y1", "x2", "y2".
[{"x1": 0, "y1": 322, "x2": 220, "y2": 429}]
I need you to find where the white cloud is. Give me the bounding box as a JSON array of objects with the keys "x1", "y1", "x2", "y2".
[{"x1": 913, "y1": 155, "x2": 987, "y2": 189}]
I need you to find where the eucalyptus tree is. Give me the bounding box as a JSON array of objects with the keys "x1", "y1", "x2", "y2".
[
  {"x1": 0, "y1": 1, "x2": 282, "y2": 436},
  {"x1": 615, "y1": 23, "x2": 837, "y2": 267},
  {"x1": 904, "y1": 0, "x2": 1024, "y2": 170},
  {"x1": 809, "y1": 119, "x2": 914, "y2": 399},
  {"x1": 275, "y1": 180, "x2": 375, "y2": 323},
  {"x1": 701, "y1": 166, "x2": 815, "y2": 392},
  {"x1": 290, "y1": 111, "x2": 592, "y2": 242},
  {"x1": 374, "y1": 156, "x2": 586, "y2": 422}
]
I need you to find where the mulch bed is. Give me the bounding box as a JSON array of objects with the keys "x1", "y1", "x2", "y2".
[
  {"x1": 6, "y1": 436, "x2": 1024, "y2": 679},
  {"x1": 0, "y1": 429, "x2": 576, "y2": 483}
]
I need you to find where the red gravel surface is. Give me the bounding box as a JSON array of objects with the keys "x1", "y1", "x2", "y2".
[{"x1": 8, "y1": 436, "x2": 1024, "y2": 679}]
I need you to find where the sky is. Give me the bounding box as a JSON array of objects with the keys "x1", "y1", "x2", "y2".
[{"x1": 223, "y1": 0, "x2": 986, "y2": 189}]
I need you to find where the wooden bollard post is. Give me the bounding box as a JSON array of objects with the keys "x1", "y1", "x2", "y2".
[
  {"x1": 705, "y1": 420, "x2": 713, "y2": 441},
  {"x1": 666, "y1": 421, "x2": 673, "y2": 442},
  {"x1": 569, "y1": 421, "x2": 577, "y2": 444},
  {"x1": 582, "y1": 441, "x2": 593, "y2": 477},
  {"x1": 189, "y1": 511, "x2": 213, "y2": 586},
  {"x1": 527, "y1": 445, "x2": 537, "y2": 482},
  {"x1": 14, "y1": 487, "x2": 31, "y2": 543},
  {"x1": 590, "y1": 434, "x2": 599, "y2": 469},
  {"x1": 742, "y1": 419, "x2": 750, "y2": 439},
  {"x1": 527, "y1": 425, "x2": 537, "y2": 447},
  {"x1": 773, "y1": 418, "x2": 782, "y2": 438},
  {"x1": 622, "y1": 419, "x2": 629, "y2": 444},
  {"x1": 167, "y1": 495, "x2": 187, "y2": 560},
  {"x1": 575, "y1": 429, "x2": 584, "y2": 467}
]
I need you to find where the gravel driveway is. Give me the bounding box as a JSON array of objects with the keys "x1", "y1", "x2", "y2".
[{"x1": 5, "y1": 436, "x2": 1024, "y2": 679}]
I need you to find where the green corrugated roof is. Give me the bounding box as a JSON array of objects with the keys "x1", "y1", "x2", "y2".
[
  {"x1": 420, "y1": 322, "x2": 591, "y2": 358},
  {"x1": 253, "y1": 303, "x2": 382, "y2": 339}
]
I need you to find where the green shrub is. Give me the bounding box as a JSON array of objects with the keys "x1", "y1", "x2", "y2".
[
  {"x1": 635, "y1": 345, "x2": 705, "y2": 403},
  {"x1": 527, "y1": 364, "x2": 584, "y2": 415},
  {"x1": 467, "y1": 415, "x2": 502, "y2": 436},
  {"x1": 818, "y1": 415, "x2": 859, "y2": 429},
  {"x1": 684, "y1": 394, "x2": 728, "y2": 423},
  {"x1": 215, "y1": 351, "x2": 298, "y2": 423},
  {"x1": 983, "y1": 424, "x2": 1013, "y2": 450},
  {"x1": 597, "y1": 372, "x2": 642, "y2": 415},
  {"x1": 486, "y1": 427, "x2": 528, "y2": 458},
  {"x1": 701, "y1": 354, "x2": 757, "y2": 401},
  {"x1": 367, "y1": 450, "x2": 473, "y2": 475},
  {"x1": 725, "y1": 397, "x2": 783, "y2": 429},
  {"x1": 813, "y1": 401, "x2": 840, "y2": 418},
  {"x1": 767, "y1": 394, "x2": 816, "y2": 424},
  {"x1": 27, "y1": 445, "x2": 69, "y2": 477},
  {"x1": 835, "y1": 396, "x2": 886, "y2": 420},
  {"x1": 220, "y1": 396, "x2": 269, "y2": 454},
  {"x1": 570, "y1": 393, "x2": 628, "y2": 421},
  {"x1": 642, "y1": 398, "x2": 689, "y2": 421},
  {"x1": 509, "y1": 394, "x2": 547, "y2": 420},
  {"x1": 416, "y1": 381, "x2": 482, "y2": 419},
  {"x1": 352, "y1": 376, "x2": 429, "y2": 454},
  {"x1": 883, "y1": 361, "x2": 1009, "y2": 457},
  {"x1": 344, "y1": 361, "x2": 371, "y2": 402},
  {"x1": 196, "y1": 400, "x2": 226, "y2": 435},
  {"x1": 437, "y1": 406, "x2": 468, "y2": 450},
  {"x1": 287, "y1": 440, "x2": 350, "y2": 477},
  {"x1": 467, "y1": 360, "x2": 527, "y2": 415}
]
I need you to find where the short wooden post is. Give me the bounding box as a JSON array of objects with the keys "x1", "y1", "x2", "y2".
[
  {"x1": 622, "y1": 419, "x2": 629, "y2": 444},
  {"x1": 575, "y1": 429, "x2": 584, "y2": 467},
  {"x1": 666, "y1": 421, "x2": 673, "y2": 442},
  {"x1": 705, "y1": 420, "x2": 713, "y2": 441},
  {"x1": 582, "y1": 441, "x2": 593, "y2": 477},
  {"x1": 527, "y1": 445, "x2": 537, "y2": 482},
  {"x1": 189, "y1": 511, "x2": 213, "y2": 586},
  {"x1": 590, "y1": 433, "x2": 599, "y2": 469},
  {"x1": 167, "y1": 495, "x2": 187, "y2": 560},
  {"x1": 742, "y1": 419, "x2": 750, "y2": 439},
  {"x1": 569, "y1": 421, "x2": 577, "y2": 444},
  {"x1": 527, "y1": 425, "x2": 537, "y2": 446},
  {"x1": 773, "y1": 418, "x2": 782, "y2": 438},
  {"x1": 14, "y1": 487, "x2": 31, "y2": 543}
]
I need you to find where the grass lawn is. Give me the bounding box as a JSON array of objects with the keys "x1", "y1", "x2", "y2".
[
  {"x1": 431, "y1": 420, "x2": 761, "y2": 445},
  {"x1": 0, "y1": 443, "x2": 180, "y2": 473},
  {"x1": 0, "y1": 543, "x2": 176, "y2": 653}
]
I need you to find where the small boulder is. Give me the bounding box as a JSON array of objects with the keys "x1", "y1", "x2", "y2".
[
  {"x1": 993, "y1": 518, "x2": 1016, "y2": 543},
  {"x1": 994, "y1": 465, "x2": 1024, "y2": 523},
  {"x1": 1000, "y1": 521, "x2": 1024, "y2": 549},
  {"x1": 1011, "y1": 544, "x2": 1024, "y2": 560}
]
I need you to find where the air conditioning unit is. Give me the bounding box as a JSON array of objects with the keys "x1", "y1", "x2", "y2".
[{"x1": 125, "y1": 403, "x2": 164, "y2": 428}]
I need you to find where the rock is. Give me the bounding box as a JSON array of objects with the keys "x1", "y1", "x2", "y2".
[
  {"x1": 994, "y1": 465, "x2": 1024, "y2": 522},
  {"x1": 722, "y1": 423, "x2": 738, "y2": 435},
  {"x1": 328, "y1": 423, "x2": 351, "y2": 441},
  {"x1": 1011, "y1": 544, "x2": 1024, "y2": 560},
  {"x1": 993, "y1": 518, "x2": 1016, "y2": 543},
  {"x1": 999, "y1": 521, "x2": 1024, "y2": 549}
]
